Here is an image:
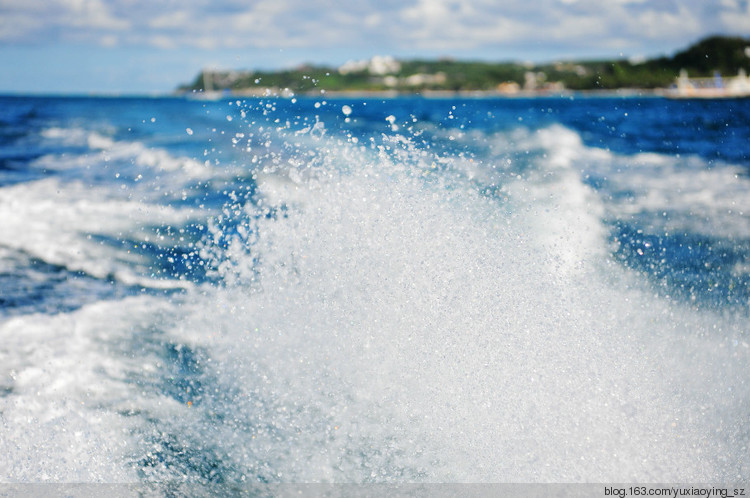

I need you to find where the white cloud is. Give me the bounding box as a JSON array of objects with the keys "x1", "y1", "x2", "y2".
[
  {"x1": 364, "y1": 13, "x2": 383, "y2": 28},
  {"x1": 99, "y1": 34, "x2": 119, "y2": 47},
  {"x1": 631, "y1": 5, "x2": 702, "y2": 39},
  {"x1": 718, "y1": 0, "x2": 750, "y2": 32},
  {"x1": 0, "y1": 0, "x2": 745, "y2": 62},
  {"x1": 148, "y1": 35, "x2": 179, "y2": 50},
  {"x1": 149, "y1": 11, "x2": 192, "y2": 30}
]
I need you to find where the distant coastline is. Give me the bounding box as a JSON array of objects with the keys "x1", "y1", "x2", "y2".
[
  {"x1": 177, "y1": 36, "x2": 750, "y2": 99},
  {"x1": 180, "y1": 87, "x2": 667, "y2": 100}
]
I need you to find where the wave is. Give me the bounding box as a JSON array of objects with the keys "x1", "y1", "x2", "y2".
[
  {"x1": 172, "y1": 123, "x2": 749, "y2": 482},
  {"x1": 0, "y1": 177, "x2": 194, "y2": 290},
  {"x1": 2, "y1": 108, "x2": 748, "y2": 485},
  {"x1": 0, "y1": 296, "x2": 171, "y2": 482}
]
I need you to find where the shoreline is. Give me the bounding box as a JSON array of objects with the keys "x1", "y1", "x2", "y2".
[
  {"x1": 178, "y1": 87, "x2": 667, "y2": 100},
  {"x1": 6, "y1": 87, "x2": 747, "y2": 100}
]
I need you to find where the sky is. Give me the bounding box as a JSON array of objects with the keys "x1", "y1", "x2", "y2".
[{"x1": 0, "y1": 0, "x2": 749, "y2": 94}]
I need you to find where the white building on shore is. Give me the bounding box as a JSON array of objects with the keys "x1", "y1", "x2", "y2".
[
  {"x1": 338, "y1": 56, "x2": 401, "y2": 75},
  {"x1": 671, "y1": 69, "x2": 750, "y2": 98}
]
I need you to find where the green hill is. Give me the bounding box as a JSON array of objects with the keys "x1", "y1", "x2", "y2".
[{"x1": 178, "y1": 35, "x2": 750, "y2": 95}]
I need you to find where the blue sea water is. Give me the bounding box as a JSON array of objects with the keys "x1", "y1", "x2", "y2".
[{"x1": 0, "y1": 94, "x2": 749, "y2": 487}]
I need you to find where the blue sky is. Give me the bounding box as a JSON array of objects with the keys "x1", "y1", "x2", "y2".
[{"x1": 1, "y1": 0, "x2": 748, "y2": 94}]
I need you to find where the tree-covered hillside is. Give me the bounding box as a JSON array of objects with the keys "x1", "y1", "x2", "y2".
[{"x1": 177, "y1": 35, "x2": 750, "y2": 94}]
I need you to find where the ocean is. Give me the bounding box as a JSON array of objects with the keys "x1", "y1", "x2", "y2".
[{"x1": 0, "y1": 94, "x2": 748, "y2": 489}]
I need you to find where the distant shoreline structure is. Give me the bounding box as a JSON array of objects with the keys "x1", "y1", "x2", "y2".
[{"x1": 666, "y1": 69, "x2": 750, "y2": 99}]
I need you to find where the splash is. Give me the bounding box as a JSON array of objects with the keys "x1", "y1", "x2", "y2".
[
  {"x1": 1, "y1": 97, "x2": 748, "y2": 486},
  {"x1": 168, "y1": 119, "x2": 750, "y2": 482}
]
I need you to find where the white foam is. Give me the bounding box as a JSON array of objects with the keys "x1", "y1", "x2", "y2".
[
  {"x1": 500, "y1": 126, "x2": 609, "y2": 278},
  {"x1": 36, "y1": 129, "x2": 212, "y2": 184},
  {"x1": 173, "y1": 130, "x2": 750, "y2": 482},
  {"x1": 0, "y1": 296, "x2": 175, "y2": 482},
  {"x1": 5, "y1": 120, "x2": 748, "y2": 484},
  {"x1": 0, "y1": 177, "x2": 194, "y2": 288},
  {"x1": 607, "y1": 153, "x2": 750, "y2": 238},
  {"x1": 471, "y1": 123, "x2": 750, "y2": 241},
  {"x1": 41, "y1": 127, "x2": 109, "y2": 147}
]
